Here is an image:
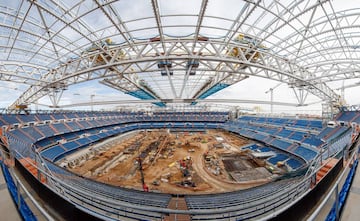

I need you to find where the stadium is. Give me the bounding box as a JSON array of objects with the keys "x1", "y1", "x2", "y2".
[{"x1": 0, "y1": 0, "x2": 360, "y2": 221}]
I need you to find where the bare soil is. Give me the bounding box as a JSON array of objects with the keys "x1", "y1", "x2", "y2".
[{"x1": 66, "y1": 129, "x2": 273, "y2": 194}]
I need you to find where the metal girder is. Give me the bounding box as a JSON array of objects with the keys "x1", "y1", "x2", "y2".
[
  {"x1": 0, "y1": 4, "x2": 83, "y2": 66},
  {"x1": 272, "y1": 7, "x2": 360, "y2": 73},
  {"x1": 93, "y1": 0, "x2": 137, "y2": 52},
  {"x1": 193, "y1": 71, "x2": 249, "y2": 99},
  {"x1": 151, "y1": 0, "x2": 165, "y2": 52},
  {"x1": 0, "y1": 62, "x2": 48, "y2": 85},
  {"x1": 1, "y1": 0, "x2": 359, "y2": 113},
  {"x1": 54, "y1": 98, "x2": 302, "y2": 109},
  {"x1": 8, "y1": 38, "x2": 340, "y2": 109},
  {"x1": 306, "y1": 61, "x2": 360, "y2": 82}
]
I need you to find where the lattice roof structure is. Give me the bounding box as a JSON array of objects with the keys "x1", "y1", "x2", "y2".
[{"x1": 1, "y1": 0, "x2": 359, "y2": 112}]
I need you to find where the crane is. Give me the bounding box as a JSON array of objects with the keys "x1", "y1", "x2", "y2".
[
  {"x1": 136, "y1": 157, "x2": 149, "y2": 192},
  {"x1": 265, "y1": 83, "x2": 282, "y2": 114},
  {"x1": 335, "y1": 80, "x2": 360, "y2": 104},
  {"x1": 73, "y1": 93, "x2": 118, "y2": 111}
]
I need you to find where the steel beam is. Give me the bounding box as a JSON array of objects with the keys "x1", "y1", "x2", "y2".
[
  {"x1": 55, "y1": 98, "x2": 302, "y2": 109},
  {"x1": 8, "y1": 38, "x2": 340, "y2": 109}
]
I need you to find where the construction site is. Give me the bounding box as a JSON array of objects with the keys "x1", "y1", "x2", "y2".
[{"x1": 61, "y1": 129, "x2": 274, "y2": 194}]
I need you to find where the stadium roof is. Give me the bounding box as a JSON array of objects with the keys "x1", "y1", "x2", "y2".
[{"x1": 0, "y1": 0, "x2": 360, "y2": 112}]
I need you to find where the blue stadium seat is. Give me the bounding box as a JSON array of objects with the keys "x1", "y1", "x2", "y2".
[
  {"x1": 52, "y1": 123, "x2": 70, "y2": 134},
  {"x1": 37, "y1": 125, "x2": 56, "y2": 137},
  {"x1": 268, "y1": 154, "x2": 289, "y2": 165},
  {"x1": 0, "y1": 114, "x2": 20, "y2": 125},
  {"x1": 302, "y1": 136, "x2": 323, "y2": 147},
  {"x1": 260, "y1": 146, "x2": 273, "y2": 152},
  {"x1": 276, "y1": 129, "x2": 293, "y2": 138},
  {"x1": 286, "y1": 158, "x2": 304, "y2": 170},
  {"x1": 62, "y1": 141, "x2": 80, "y2": 151},
  {"x1": 289, "y1": 131, "x2": 305, "y2": 141},
  {"x1": 270, "y1": 139, "x2": 292, "y2": 150},
  {"x1": 336, "y1": 111, "x2": 358, "y2": 122},
  {"x1": 41, "y1": 145, "x2": 66, "y2": 161},
  {"x1": 293, "y1": 146, "x2": 318, "y2": 161},
  {"x1": 35, "y1": 114, "x2": 53, "y2": 121}
]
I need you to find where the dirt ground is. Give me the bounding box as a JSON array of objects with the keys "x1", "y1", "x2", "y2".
[{"x1": 65, "y1": 129, "x2": 273, "y2": 194}]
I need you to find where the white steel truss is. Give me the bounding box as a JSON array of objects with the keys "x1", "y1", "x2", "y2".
[
  {"x1": 7, "y1": 38, "x2": 340, "y2": 109},
  {"x1": 0, "y1": 0, "x2": 360, "y2": 111}
]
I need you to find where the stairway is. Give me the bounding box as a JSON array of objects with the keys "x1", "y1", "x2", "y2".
[
  {"x1": 19, "y1": 157, "x2": 46, "y2": 184},
  {"x1": 316, "y1": 158, "x2": 338, "y2": 183},
  {"x1": 164, "y1": 197, "x2": 191, "y2": 221}
]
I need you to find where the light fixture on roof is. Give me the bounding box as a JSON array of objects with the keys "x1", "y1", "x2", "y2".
[
  {"x1": 187, "y1": 60, "x2": 199, "y2": 76},
  {"x1": 157, "y1": 60, "x2": 172, "y2": 68},
  {"x1": 161, "y1": 70, "x2": 173, "y2": 76},
  {"x1": 158, "y1": 60, "x2": 173, "y2": 76}
]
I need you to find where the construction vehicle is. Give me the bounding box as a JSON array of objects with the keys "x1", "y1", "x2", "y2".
[
  {"x1": 136, "y1": 157, "x2": 149, "y2": 192},
  {"x1": 179, "y1": 156, "x2": 192, "y2": 177}
]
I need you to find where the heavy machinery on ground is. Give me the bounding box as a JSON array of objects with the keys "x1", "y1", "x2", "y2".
[{"x1": 136, "y1": 157, "x2": 149, "y2": 192}]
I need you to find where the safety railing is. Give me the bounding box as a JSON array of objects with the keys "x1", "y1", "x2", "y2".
[
  {"x1": 0, "y1": 148, "x2": 54, "y2": 221},
  {"x1": 307, "y1": 141, "x2": 359, "y2": 221},
  {"x1": 3, "y1": 119, "x2": 356, "y2": 220},
  {"x1": 10, "y1": 147, "x2": 313, "y2": 221}
]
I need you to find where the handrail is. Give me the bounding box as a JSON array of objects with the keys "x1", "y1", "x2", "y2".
[
  {"x1": 0, "y1": 148, "x2": 54, "y2": 221},
  {"x1": 307, "y1": 145, "x2": 359, "y2": 220},
  {"x1": 6, "y1": 150, "x2": 338, "y2": 220},
  {"x1": 11, "y1": 147, "x2": 309, "y2": 217},
  {"x1": 3, "y1": 116, "x2": 356, "y2": 220},
  {"x1": 12, "y1": 171, "x2": 55, "y2": 221}
]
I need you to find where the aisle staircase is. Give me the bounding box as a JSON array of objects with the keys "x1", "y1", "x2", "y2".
[
  {"x1": 316, "y1": 158, "x2": 338, "y2": 183},
  {"x1": 164, "y1": 197, "x2": 190, "y2": 221},
  {"x1": 19, "y1": 158, "x2": 46, "y2": 184}
]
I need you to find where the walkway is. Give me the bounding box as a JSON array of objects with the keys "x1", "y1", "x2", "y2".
[
  {"x1": 0, "y1": 163, "x2": 22, "y2": 221},
  {"x1": 341, "y1": 157, "x2": 360, "y2": 221}
]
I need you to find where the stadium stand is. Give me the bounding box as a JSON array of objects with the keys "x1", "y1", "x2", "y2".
[
  {"x1": 286, "y1": 158, "x2": 304, "y2": 170},
  {"x1": 268, "y1": 154, "x2": 289, "y2": 165},
  {"x1": 0, "y1": 111, "x2": 355, "y2": 221},
  {"x1": 45, "y1": 162, "x2": 172, "y2": 208},
  {"x1": 185, "y1": 179, "x2": 299, "y2": 210},
  {"x1": 335, "y1": 111, "x2": 360, "y2": 123},
  {"x1": 293, "y1": 146, "x2": 318, "y2": 161},
  {"x1": 224, "y1": 116, "x2": 329, "y2": 161},
  {"x1": 0, "y1": 114, "x2": 345, "y2": 170}
]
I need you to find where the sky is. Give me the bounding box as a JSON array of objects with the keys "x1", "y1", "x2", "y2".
[{"x1": 0, "y1": 0, "x2": 359, "y2": 115}]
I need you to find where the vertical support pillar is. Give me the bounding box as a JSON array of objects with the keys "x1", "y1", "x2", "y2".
[
  {"x1": 335, "y1": 184, "x2": 339, "y2": 220},
  {"x1": 270, "y1": 88, "x2": 273, "y2": 114},
  {"x1": 16, "y1": 179, "x2": 21, "y2": 209}
]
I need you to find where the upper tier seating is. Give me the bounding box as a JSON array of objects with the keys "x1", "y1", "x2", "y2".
[
  {"x1": 286, "y1": 158, "x2": 304, "y2": 170},
  {"x1": 0, "y1": 111, "x2": 229, "y2": 127},
  {"x1": 335, "y1": 111, "x2": 360, "y2": 123},
  {"x1": 268, "y1": 154, "x2": 289, "y2": 165},
  {"x1": 317, "y1": 126, "x2": 351, "y2": 141},
  {"x1": 293, "y1": 146, "x2": 318, "y2": 161},
  {"x1": 239, "y1": 116, "x2": 323, "y2": 130},
  {"x1": 224, "y1": 116, "x2": 326, "y2": 162}
]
